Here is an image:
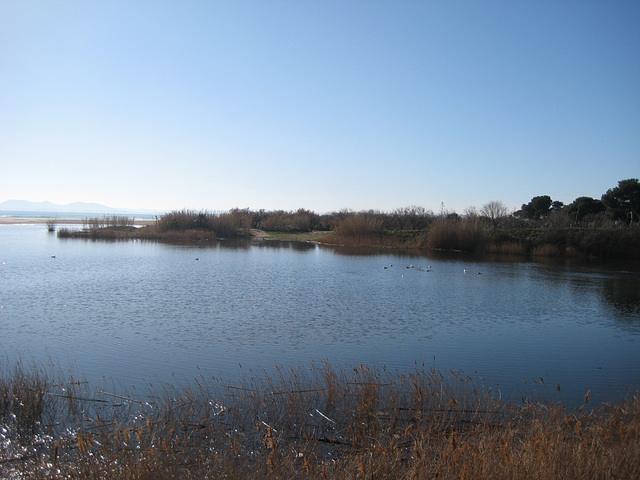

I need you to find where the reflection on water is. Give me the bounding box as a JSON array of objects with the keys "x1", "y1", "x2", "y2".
[
  {"x1": 251, "y1": 239, "x2": 317, "y2": 252},
  {"x1": 1, "y1": 224, "x2": 639, "y2": 408},
  {"x1": 602, "y1": 276, "x2": 640, "y2": 319}
]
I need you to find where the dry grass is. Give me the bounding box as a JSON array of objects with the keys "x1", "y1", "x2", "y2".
[
  {"x1": 83, "y1": 216, "x2": 136, "y2": 229},
  {"x1": 157, "y1": 210, "x2": 250, "y2": 237},
  {"x1": 0, "y1": 365, "x2": 49, "y2": 442},
  {"x1": 260, "y1": 230, "x2": 331, "y2": 243},
  {"x1": 485, "y1": 241, "x2": 528, "y2": 255},
  {"x1": 531, "y1": 243, "x2": 564, "y2": 257},
  {"x1": 333, "y1": 214, "x2": 383, "y2": 238},
  {"x1": 1, "y1": 362, "x2": 638, "y2": 479},
  {"x1": 58, "y1": 210, "x2": 255, "y2": 243},
  {"x1": 426, "y1": 217, "x2": 489, "y2": 253}
]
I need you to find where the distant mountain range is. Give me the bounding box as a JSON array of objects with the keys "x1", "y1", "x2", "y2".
[{"x1": 0, "y1": 199, "x2": 159, "y2": 214}]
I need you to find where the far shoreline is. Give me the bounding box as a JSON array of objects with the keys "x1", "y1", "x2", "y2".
[{"x1": 0, "y1": 217, "x2": 155, "y2": 226}]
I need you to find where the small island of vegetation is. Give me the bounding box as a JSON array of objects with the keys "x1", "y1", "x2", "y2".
[{"x1": 57, "y1": 178, "x2": 640, "y2": 259}]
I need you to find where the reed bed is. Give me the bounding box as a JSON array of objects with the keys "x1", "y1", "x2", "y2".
[
  {"x1": 157, "y1": 210, "x2": 250, "y2": 237},
  {"x1": 83, "y1": 216, "x2": 136, "y2": 229},
  {"x1": 531, "y1": 243, "x2": 564, "y2": 257},
  {"x1": 58, "y1": 210, "x2": 255, "y2": 243},
  {"x1": 1, "y1": 362, "x2": 638, "y2": 479},
  {"x1": 333, "y1": 214, "x2": 383, "y2": 239},
  {"x1": 326, "y1": 215, "x2": 430, "y2": 249},
  {"x1": 426, "y1": 217, "x2": 489, "y2": 253},
  {"x1": 485, "y1": 241, "x2": 528, "y2": 255}
]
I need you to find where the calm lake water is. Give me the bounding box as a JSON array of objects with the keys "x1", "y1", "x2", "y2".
[{"x1": 1, "y1": 224, "x2": 639, "y2": 407}]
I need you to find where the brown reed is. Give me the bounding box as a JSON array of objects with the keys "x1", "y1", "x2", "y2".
[
  {"x1": 1, "y1": 362, "x2": 638, "y2": 479},
  {"x1": 426, "y1": 217, "x2": 489, "y2": 252}
]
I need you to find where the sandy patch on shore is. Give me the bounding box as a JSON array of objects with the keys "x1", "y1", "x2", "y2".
[{"x1": 249, "y1": 228, "x2": 269, "y2": 238}]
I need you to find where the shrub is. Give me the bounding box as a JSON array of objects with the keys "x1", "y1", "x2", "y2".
[
  {"x1": 157, "y1": 210, "x2": 191, "y2": 231},
  {"x1": 486, "y1": 241, "x2": 527, "y2": 255},
  {"x1": 333, "y1": 213, "x2": 383, "y2": 238},
  {"x1": 578, "y1": 225, "x2": 640, "y2": 259},
  {"x1": 532, "y1": 243, "x2": 564, "y2": 256},
  {"x1": 83, "y1": 216, "x2": 134, "y2": 229},
  {"x1": 157, "y1": 210, "x2": 248, "y2": 237},
  {"x1": 427, "y1": 217, "x2": 489, "y2": 252}
]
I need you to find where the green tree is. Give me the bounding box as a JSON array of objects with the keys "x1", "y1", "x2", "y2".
[
  {"x1": 601, "y1": 178, "x2": 640, "y2": 223},
  {"x1": 564, "y1": 197, "x2": 605, "y2": 223},
  {"x1": 519, "y1": 195, "x2": 553, "y2": 220}
]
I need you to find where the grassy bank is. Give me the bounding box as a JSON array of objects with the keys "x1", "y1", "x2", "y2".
[
  {"x1": 2, "y1": 363, "x2": 638, "y2": 479},
  {"x1": 257, "y1": 230, "x2": 332, "y2": 243}
]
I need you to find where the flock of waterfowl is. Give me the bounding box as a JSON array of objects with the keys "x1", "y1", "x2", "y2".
[
  {"x1": 50, "y1": 253, "x2": 482, "y2": 275},
  {"x1": 384, "y1": 264, "x2": 482, "y2": 275}
]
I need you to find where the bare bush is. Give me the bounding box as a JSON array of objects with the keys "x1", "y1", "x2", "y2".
[{"x1": 480, "y1": 201, "x2": 510, "y2": 228}]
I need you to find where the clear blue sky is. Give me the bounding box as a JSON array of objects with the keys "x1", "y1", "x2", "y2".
[{"x1": 1, "y1": 1, "x2": 638, "y2": 214}]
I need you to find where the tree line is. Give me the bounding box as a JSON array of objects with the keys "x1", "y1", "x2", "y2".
[
  {"x1": 153, "y1": 178, "x2": 638, "y2": 234},
  {"x1": 512, "y1": 178, "x2": 640, "y2": 226}
]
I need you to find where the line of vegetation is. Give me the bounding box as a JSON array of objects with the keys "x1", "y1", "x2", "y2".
[
  {"x1": 58, "y1": 216, "x2": 138, "y2": 240},
  {"x1": 1, "y1": 362, "x2": 638, "y2": 479},
  {"x1": 83, "y1": 215, "x2": 136, "y2": 229},
  {"x1": 57, "y1": 210, "x2": 251, "y2": 243},
  {"x1": 56, "y1": 178, "x2": 640, "y2": 258},
  {"x1": 322, "y1": 179, "x2": 640, "y2": 258}
]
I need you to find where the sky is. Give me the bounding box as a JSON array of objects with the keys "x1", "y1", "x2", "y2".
[{"x1": 1, "y1": 1, "x2": 638, "y2": 214}]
